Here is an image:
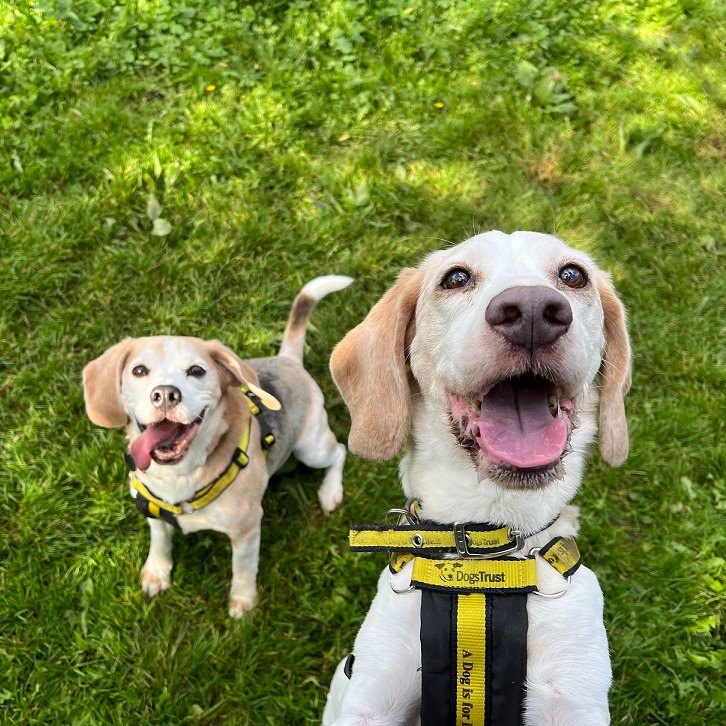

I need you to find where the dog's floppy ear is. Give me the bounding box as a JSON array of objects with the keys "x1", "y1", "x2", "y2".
[
  {"x1": 331, "y1": 267, "x2": 423, "y2": 460},
  {"x1": 83, "y1": 338, "x2": 135, "y2": 428},
  {"x1": 596, "y1": 272, "x2": 632, "y2": 466},
  {"x1": 204, "y1": 340, "x2": 281, "y2": 411}
]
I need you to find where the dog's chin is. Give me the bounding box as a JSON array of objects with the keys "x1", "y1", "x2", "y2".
[
  {"x1": 474, "y1": 454, "x2": 566, "y2": 490},
  {"x1": 448, "y1": 373, "x2": 577, "y2": 491}
]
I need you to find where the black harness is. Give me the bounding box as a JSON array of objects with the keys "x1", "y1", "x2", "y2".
[{"x1": 349, "y1": 502, "x2": 582, "y2": 725}]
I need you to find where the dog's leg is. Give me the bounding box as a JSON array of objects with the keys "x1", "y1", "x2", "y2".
[
  {"x1": 294, "y1": 408, "x2": 346, "y2": 514},
  {"x1": 141, "y1": 518, "x2": 175, "y2": 597},
  {"x1": 524, "y1": 566, "x2": 611, "y2": 725},
  {"x1": 323, "y1": 565, "x2": 422, "y2": 726},
  {"x1": 315, "y1": 441, "x2": 346, "y2": 514},
  {"x1": 229, "y1": 514, "x2": 263, "y2": 617}
]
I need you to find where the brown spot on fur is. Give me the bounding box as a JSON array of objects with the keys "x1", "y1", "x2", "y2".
[{"x1": 289, "y1": 293, "x2": 317, "y2": 332}]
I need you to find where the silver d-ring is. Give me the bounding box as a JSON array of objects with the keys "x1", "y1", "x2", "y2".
[
  {"x1": 529, "y1": 547, "x2": 572, "y2": 598},
  {"x1": 533, "y1": 576, "x2": 572, "y2": 599},
  {"x1": 389, "y1": 571, "x2": 415, "y2": 595},
  {"x1": 385, "y1": 508, "x2": 415, "y2": 526}
]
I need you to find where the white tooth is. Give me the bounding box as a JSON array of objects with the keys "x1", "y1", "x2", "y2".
[{"x1": 548, "y1": 390, "x2": 560, "y2": 415}]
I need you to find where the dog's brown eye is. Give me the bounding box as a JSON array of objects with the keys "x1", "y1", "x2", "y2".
[
  {"x1": 132, "y1": 365, "x2": 149, "y2": 377},
  {"x1": 187, "y1": 365, "x2": 206, "y2": 378},
  {"x1": 559, "y1": 265, "x2": 588, "y2": 289},
  {"x1": 442, "y1": 268, "x2": 472, "y2": 290}
]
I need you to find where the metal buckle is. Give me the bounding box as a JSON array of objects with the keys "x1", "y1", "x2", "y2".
[{"x1": 453, "y1": 523, "x2": 525, "y2": 559}]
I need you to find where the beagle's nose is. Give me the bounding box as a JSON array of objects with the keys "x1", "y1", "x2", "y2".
[
  {"x1": 485, "y1": 286, "x2": 573, "y2": 349},
  {"x1": 150, "y1": 385, "x2": 182, "y2": 412}
]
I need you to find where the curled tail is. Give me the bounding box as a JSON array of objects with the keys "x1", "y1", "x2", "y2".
[{"x1": 278, "y1": 275, "x2": 354, "y2": 363}]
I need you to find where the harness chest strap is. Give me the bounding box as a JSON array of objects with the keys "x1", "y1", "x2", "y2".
[{"x1": 129, "y1": 386, "x2": 275, "y2": 528}]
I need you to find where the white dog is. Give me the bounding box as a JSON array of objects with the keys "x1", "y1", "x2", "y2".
[
  {"x1": 83, "y1": 275, "x2": 352, "y2": 617},
  {"x1": 324, "y1": 232, "x2": 631, "y2": 725}
]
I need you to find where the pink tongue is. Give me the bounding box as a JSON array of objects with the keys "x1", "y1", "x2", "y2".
[
  {"x1": 130, "y1": 420, "x2": 185, "y2": 471},
  {"x1": 475, "y1": 379, "x2": 567, "y2": 468}
]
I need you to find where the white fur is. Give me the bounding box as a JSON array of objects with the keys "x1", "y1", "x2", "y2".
[
  {"x1": 302, "y1": 274, "x2": 355, "y2": 300},
  {"x1": 324, "y1": 232, "x2": 619, "y2": 724}
]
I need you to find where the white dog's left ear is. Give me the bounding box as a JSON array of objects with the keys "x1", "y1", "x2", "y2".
[
  {"x1": 205, "y1": 340, "x2": 281, "y2": 411},
  {"x1": 596, "y1": 273, "x2": 632, "y2": 466}
]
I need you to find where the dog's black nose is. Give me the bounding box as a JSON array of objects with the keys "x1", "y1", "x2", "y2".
[
  {"x1": 485, "y1": 285, "x2": 573, "y2": 349},
  {"x1": 150, "y1": 385, "x2": 182, "y2": 411}
]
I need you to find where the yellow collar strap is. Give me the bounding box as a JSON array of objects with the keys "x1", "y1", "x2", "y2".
[
  {"x1": 350, "y1": 522, "x2": 520, "y2": 558},
  {"x1": 348, "y1": 501, "x2": 582, "y2": 584},
  {"x1": 129, "y1": 387, "x2": 275, "y2": 528}
]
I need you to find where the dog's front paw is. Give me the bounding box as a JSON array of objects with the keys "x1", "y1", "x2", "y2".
[
  {"x1": 229, "y1": 594, "x2": 256, "y2": 618},
  {"x1": 141, "y1": 566, "x2": 171, "y2": 598},
  {"x1": 318, "y1": 484, "x2": 344, "y2": 514}
]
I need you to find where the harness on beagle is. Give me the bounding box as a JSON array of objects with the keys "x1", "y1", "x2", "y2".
[
  {"x1": 125, "y1": 387, "x2": 276, "y2": 529},
  {"x1": 348, "y1": 500, "x2": 582, "y2": 726}
]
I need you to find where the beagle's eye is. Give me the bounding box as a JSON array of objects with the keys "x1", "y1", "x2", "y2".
[
  {"x1": 442, "y1": 268, "x2": 472, "y2": 290},
  {"x1": 132, "y1": 365, "x2": 149, "y2": 377},
  {"x1": 186, "y1": 365, "x2": 206, "y2": 378},
  {"x1": 558, "y1": 265, "x2": 588, "y2": 289}
]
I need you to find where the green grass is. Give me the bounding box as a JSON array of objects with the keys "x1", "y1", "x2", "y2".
[{"x1": 1, "y1": 0, "x2": 724, "y2": 722}]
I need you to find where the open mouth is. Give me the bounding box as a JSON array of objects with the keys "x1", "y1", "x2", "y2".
[
  {"x1": 130, "y1": 409, "x2": 207, "y2": 471},
  {"x1": 448, "y1": 374, "x2": 575, "y2": 488}
]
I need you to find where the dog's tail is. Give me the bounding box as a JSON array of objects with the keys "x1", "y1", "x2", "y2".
[{"x1": 278, "y1": 275, "x2": 354, "y2": 363}]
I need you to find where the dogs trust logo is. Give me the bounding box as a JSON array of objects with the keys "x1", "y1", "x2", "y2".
[{"x1": 434, "y1": 561, "x2": 506, "y2": 586}]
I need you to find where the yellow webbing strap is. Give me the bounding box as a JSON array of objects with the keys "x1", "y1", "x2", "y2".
[
  {"x1": 538, "y1": 536, "x2": 581, "y2": 578},
  {"x1": 389, "y1": 552, "x2": 414, "y2": 574},
  {"x1": 456, "y1": 594, "x2": 486, "y2": 726},
  {"x1": 186, "y1": 415, "x2": 253, "y2": 511},
  {"x1": 349, "y1": 525, "x2": 514, "y2": 552},
  {"x1": 131, "y1": 477, "x2": 184, "y2": 516},
  {"x1": 411, "y1": 557, "x2": 537, "y2": 594}
]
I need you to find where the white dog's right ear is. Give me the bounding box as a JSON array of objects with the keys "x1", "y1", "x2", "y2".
[
  {"x1": 596, "y1": 273, "x2": 632, "y2": 466},
  {"x1": 331, "y1": 268, "x2": 423, "y2": 460},
  {"x1": 83, "y1": 339, "x2": 134, "y2": 428}
]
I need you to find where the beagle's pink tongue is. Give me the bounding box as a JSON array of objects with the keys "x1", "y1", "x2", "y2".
[
  {"x1": 130, "y1": 420, "x2": 185, "y2": 471},
  {"x1": 475, "y1": 379, "x2": 567, "y2": 468}
]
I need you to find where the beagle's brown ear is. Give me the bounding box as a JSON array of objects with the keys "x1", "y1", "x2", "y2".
[
  {"x1": 597, "y1": 272, "x2": 632, "y2": 466},
  {"x1": 331, "y1": 267, "x2": 423, "y2": 460},
  {"x1": 83, "y1": 338, "x2": 135, "y2": 428},
  {"x1": 204, "y1": 340, "x2": 281, "y2": 411}
]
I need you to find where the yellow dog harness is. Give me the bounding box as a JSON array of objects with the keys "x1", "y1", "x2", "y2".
[
  {"x1": 127, "y1": 387, "x2": 275, "y2": 528},
  {"x1": 348, "y1": 502, "x2": 582, "y2": 726}
]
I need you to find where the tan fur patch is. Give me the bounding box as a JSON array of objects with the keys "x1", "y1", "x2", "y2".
[
  {"x1": 330, "y1": 268, "x2": 423, "y2": 460},
  {"x1": 596, "y1": 272, "x2": 632, "y2": 466},
  {"x1": 83, "y1": 338, "x2": 135, "y2": 427}
]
